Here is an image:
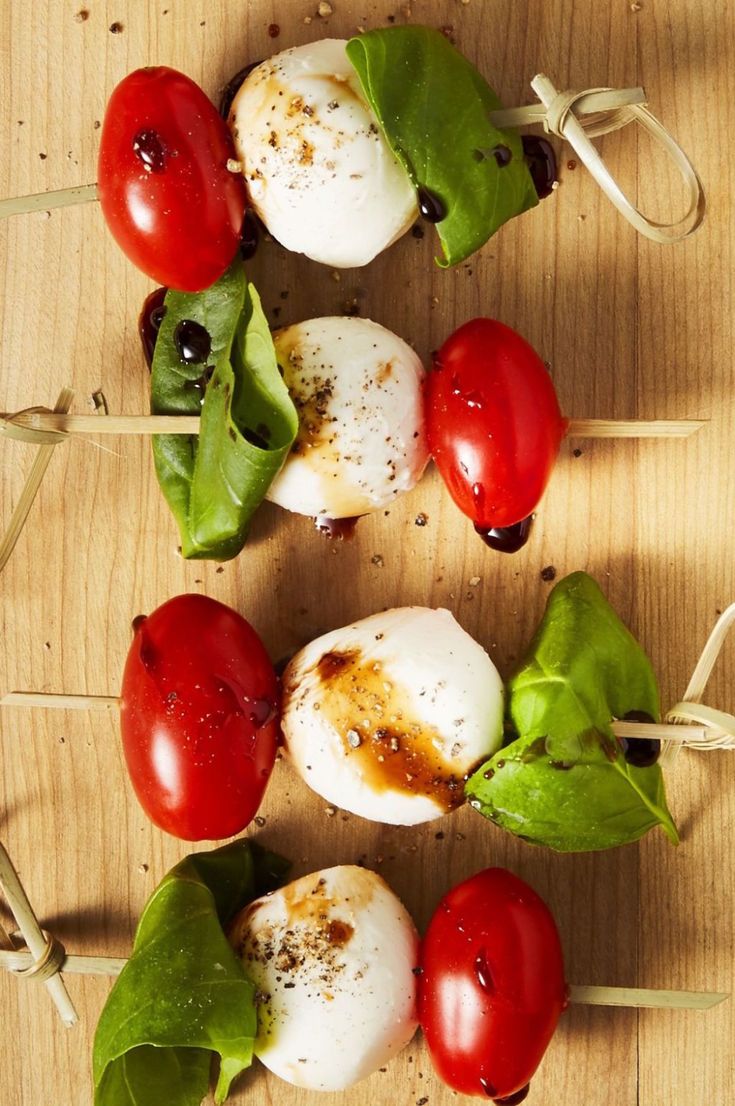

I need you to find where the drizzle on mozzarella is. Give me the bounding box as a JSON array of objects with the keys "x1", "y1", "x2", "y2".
[
  {"x1": 229, "y1": 865, "x2": 419, "y2": 1090},
  {"x1": 281, "y1": 607, "x2": 505, "y2": 825},
  {"x1": 266, "y1": 316, "x2": 428, "y2": 519},
  {"x1": 228, "y1": 39, "x2": 418, "y2": 267}
]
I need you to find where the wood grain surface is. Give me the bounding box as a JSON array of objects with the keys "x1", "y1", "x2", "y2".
[{"x1": 1, "y1": 1, "x2": 733, "y2": 1104}]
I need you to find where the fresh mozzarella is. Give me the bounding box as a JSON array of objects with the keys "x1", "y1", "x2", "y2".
[
  {"x1": 228, "y1": 39, "x2": 418, "y2": 267},
  {"x1": 266, "y1": 316, "x2": 428, "y2": 519},
  {"x1": 281, "y1": 607, "x2": 504, "y2": 825},
  {"x1": 229, "y1": 865, "x2": 419, "y2": 1090}
]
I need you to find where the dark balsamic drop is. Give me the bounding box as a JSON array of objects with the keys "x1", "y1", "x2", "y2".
[
  {"x1": 219, "y1": 60, "x2": 264, "y2": 118},
  {"x1": 133, "y1": 129, "x2": 168, "y2": 173},
  {"x1": 138, "y1": 287, "x2": 168, "y2": 369},
  {"x1": 479, "y1": 1077, "x2": 498, "y2": 1098},
  {"x1": 491, "y1": 144, "x2": 512, "y2": 167},
  {"x1": 174, "y1": 319, "x2": 212, "y2": 364},
  {"x1": 417, "y1": 186, "x2": 447, "y2": 223},
  {"x1": 315, "y1": 515, "x2": 361, "y2": 541},
  {"x1": 131, "y1": 614, "x2": 147, "y2": 634},
  {"x1": 619, "y1": 709, "x2": 661, "y2": 767},
  {"x1": 240, "y1": 209, "x2": 260, "y2": 260},
  {"x1": 522, "y1": 135, "x2": 557, "y2": 199},
  {"x1": 494, "y1": 1086, "x2": 531, "y2": 1105},
  {"x1": 474, "y1": 514, "x2": 534, "y2": 554}
]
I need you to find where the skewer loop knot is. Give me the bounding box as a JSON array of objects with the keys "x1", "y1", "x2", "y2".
[
  {"x1": 662, "y1": 603, "x2": 735, "y2": 755},
  {"x1": 8, "y1": 929, "x2": 66, "y2": 983},
  {"x1": 1, "y1": 406, "x2": 70, "y2": 445},
  {"x1": 491, "y1": 75, "x2": 705, "y2": 244},
  {"x1": 541, "y1": 86, "x2": 645, "y2": 141}
]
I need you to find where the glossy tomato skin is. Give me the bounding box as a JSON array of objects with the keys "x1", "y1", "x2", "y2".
[
  {"x1": 425, "y1": 319, "x2": 568, "y2": 529},
  {"x1": 418, "y1": 867, "x2": 567, "y2": 1101},
  {"x1": 120, "y1": 594, "x2": 278, "y2": 841},
  {"x1": 98, "y1": 67, "x2": 245, "y2": 291}
]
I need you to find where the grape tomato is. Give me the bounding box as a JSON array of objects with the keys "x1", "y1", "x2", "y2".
[
  {"x1": 98, "y1": 66, "x2": 245, "y2": 291},
  {"x1": 120, "y1": 594, "x2": 278, "y2": 841},
  {"x1": 425, "y1": 319, "x2": 567, "y2": 533},
  {"x1": 418, "y1": 867, "x2": 567, "y2": 1101}
]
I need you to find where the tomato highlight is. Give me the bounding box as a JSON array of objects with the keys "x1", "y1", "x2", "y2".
[
  {"x1": 98, "y1": 67, "x2": 246, "y2": 291},
  {"x1": 425, "y1": 319, "x2": 568, "y2": 531},
  {"x1": 418, "y1": 867, "x2": 567, "y2": 1101},
  {"x1": 120, "y1": 594, "x2": 278, "y2": 841}
]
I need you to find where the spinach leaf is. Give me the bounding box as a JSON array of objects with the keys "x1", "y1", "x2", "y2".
[
  {"x1": 151, "y1": 263, "x2": 298, "y2": 560},
  {"x1": 466, "y1": 572, "x2": 679, "y2": 851},
  {"x1": 93, "y1": 840, "x2": 290, "y2": 1106},
  {"x1": 346, "y1": 27, "x2": 538, "y2": 267}
]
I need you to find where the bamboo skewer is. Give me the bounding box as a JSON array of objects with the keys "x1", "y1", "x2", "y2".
[
  {"x1": 567, "y1": 986, "x2": 728, "y2": 1011},
  {"x1": 0, "y1": 690, "x2": 718, "y2": 745},
  {"x1": 0, "y1": 842, "x2": 77, "y2": 1026},
  {"x1": 1, "y1": 412, "x2": 203, "y2": 440},
  {"x1": 0, "y1": 183, "x2": 99, "y2": 219},
  {"x1": 4, "y1": 602, "x2": 735, "y2": 749},
  {"x1": 0, "y1": 840, "x2": 727, "y2": 1016},
  {"x1": 0, "y1": 78, "x2": 706, "y2": 245},
  {"x1": 566, "y1": 418, "x2": 705, "y2": 439},
  {"x1": 0, "y1": 948, "x2": 126, "y2": 976},
  {"x1": 0, "y1": 409, "x2": 707, "y2": 441},
  {"x1": 611, "y1": 721, "x2": 711, "y2": 744},
  {"x1": 0, "y1": 389, "x2": 74, "y2": 574},
  {"x1": 2, "y1": 692, "x2": 120, "y2": 711},
  {"x1": 0, "y1": 942, "x2": 725, "y2": 1010}
]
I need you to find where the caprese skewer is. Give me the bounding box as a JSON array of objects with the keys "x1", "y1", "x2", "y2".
[
  {"x1": 0, "y1": 28, "x2": 704, "y2": 288},
  {"x1": 3, "y1": 574, "x2": 733, "y2": 850},
  {"x1": 0, "y1": 840, "x2": 727, "y2": 1105},
  {"x1": 0, "y1": 267, "x2": 705, "y2": 570}
]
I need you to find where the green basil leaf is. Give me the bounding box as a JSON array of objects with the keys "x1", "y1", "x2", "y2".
[
  {"x1": 346, "y1": 26, "x2": 538, "y2": 267},
  {"x1": 94, "y1": 1047, "x2": 210, "y2": 1106},
  {"x1": 93, "y1": 840, "x2": 290, "y2": 1106},
  {"x1": 466, "y1": 572, "x2": 679, "y2": 851},
  {"x1": 151, "y1": 263, "x2": 298, "y2": 560}
]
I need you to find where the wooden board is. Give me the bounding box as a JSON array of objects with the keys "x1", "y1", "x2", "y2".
[{"x1": 0, "y1": 1, "x2": 733, "y2": 1103}]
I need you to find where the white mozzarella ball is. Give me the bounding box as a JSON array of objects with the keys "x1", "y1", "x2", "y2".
[
  {"x1": 266, "y1": 316, "x2": 428, "y2": 519},
  {"x1": 281, "y1": 607, "x2": 504, "y2": 825},
  {"x1": 229, "y1": 39, "x2": 418, "y2": 267},
  {"x1": 229, "y1": 865, "x2": 419, "y2": 1090}
]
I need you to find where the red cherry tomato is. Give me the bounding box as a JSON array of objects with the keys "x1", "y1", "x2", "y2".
[
  {"x1": 425, "y1": 319, "x2": 568, "y2": 529},
  {"x1": 98, "y1": 67, "x2": 245, "y2": 291},
  {"x1": 418, "y1": 867, "x2": 567, "y2": 1102},
  {"x1": 120, "y1": 594, "x2": 278, "y2": 841}
]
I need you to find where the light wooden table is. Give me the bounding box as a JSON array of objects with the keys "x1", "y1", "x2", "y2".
[{"x1": 1, "y1": 1, "x2": 733, "y2": 1104}]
